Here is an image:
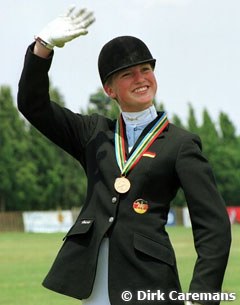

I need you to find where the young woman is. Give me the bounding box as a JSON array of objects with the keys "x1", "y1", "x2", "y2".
[{"x1": 18, "y1": 6, "x2": 231, "y2": 305}]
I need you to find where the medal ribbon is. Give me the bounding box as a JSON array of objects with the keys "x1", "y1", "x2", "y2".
[{"x1": 115, "y1": 112, "x2": 169, "y2": 176}]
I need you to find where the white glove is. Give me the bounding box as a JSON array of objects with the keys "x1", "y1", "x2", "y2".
[{"x1": 35, "y1": 6, "x2": 95, "y2": 49}]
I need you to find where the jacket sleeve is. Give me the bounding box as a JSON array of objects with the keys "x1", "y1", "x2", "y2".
[
  {"x1": 175, "y1": 134, "x2": 231, "y2": 302},
  {"x1": 17, "y1": 43, "x2": 98, "y2": 164}
]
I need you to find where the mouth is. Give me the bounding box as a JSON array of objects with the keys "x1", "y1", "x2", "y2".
[{"x1": 133, "y1": 86, "x2": 149, "y2": 93}]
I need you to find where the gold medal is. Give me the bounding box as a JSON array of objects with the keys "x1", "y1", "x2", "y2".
[{"x1": 114, "y1": 177, "x2": 131, "y2": 193}]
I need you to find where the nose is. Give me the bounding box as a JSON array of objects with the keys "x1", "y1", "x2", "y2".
[{"x1": 133, "y1": 70, "x2": 145, "y2": 83}]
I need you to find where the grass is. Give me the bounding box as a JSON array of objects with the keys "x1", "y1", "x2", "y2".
[{"x1": 0, "y1": 225, "x2": 239, "y2": 305}]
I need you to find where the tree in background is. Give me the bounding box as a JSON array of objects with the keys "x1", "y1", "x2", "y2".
[
  {"x1": 214, "y1": 112, "x2": 240, "y2": 205},
  {"x1": 84, "y1": 87, "x2": 119, "y2": 119},
  {"x1": 187, "y1": 103, "x2": 199, "y2": 134},
  {"x1": 219, "y1": 112, "x2": 237, "y2": 144},
  {"x1": 199, "y1": 108, "x2": 220, "y2": 156},
  {"x1": 0, "y1": 84, "x2": 88, "y2": 211},
  {"x1": 0, "y1": 86, "x2": 30, "y2": 210},
  {"x1": 25, "y1": 84, "x2": 88, "y2": 211}
]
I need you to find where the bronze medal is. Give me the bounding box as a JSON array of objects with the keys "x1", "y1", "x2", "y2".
[{"x1": 114, "y1": 177, "x2": 131, "y2": 193}]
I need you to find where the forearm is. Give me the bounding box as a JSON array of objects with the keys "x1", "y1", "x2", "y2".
[
  {"x1": 18, "y1": 43, "x2": 53, "y2": 115},
  {"x1": 33, "y1": 40, "x2": 52, "y2": 58}
]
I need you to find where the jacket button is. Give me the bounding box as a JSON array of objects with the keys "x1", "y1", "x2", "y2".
[
  {"x1": 112, "y1": 197, "x2": 117, "y2": 203},
  {"x1": 109, "y1": 217, "x2": 114, "y2": 223}
]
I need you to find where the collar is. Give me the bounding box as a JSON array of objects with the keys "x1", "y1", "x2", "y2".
[{"x1": 121, "y1": 105, "x2": 158, "y2": 127}]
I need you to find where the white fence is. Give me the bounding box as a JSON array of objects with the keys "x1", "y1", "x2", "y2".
[{"x1": 23, "y1": 210, "x2": 73, "y2": 233}]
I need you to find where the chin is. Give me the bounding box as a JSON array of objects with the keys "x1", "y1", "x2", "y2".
[{"x1": 136, "y1": 103, "x2": 152, "y2": 111}]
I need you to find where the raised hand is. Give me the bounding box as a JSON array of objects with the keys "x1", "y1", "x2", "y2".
[{"x1": 35, "y1": 5, "x2": 95, "y2": 49}]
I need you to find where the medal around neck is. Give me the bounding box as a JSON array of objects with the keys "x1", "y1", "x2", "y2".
[
  {"x1": 114, "y1": 177, "x2": 131, "y2": 193},
  {"x1": 114, "y1": 112, "x2": 169, "y2": 194}
]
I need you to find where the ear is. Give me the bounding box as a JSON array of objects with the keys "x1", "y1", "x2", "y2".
[{"x1": 104, "y1": 84, "x2": 116, "y2": 99}]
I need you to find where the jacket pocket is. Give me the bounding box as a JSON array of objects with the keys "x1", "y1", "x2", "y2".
[
  {"x1": 63, "y1": 219, "x2": 94, "y2": 240},
  {"x1": 133, "y1": 233, "x2": 174, "y2": 266}
]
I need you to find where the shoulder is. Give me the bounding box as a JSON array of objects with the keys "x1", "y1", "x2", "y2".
[
  {"x1": 85, "y1": 113, "x2": 116, "y2": 129},
  {"x1": 73, "y1": 112, "x2": 116, "y2": 137},
  {"x1": 167, "y1": 123, "x2": 202, "y2": 148},
  {"x1": 168, "y1": 123, "x2": 198, "y2": 138}
]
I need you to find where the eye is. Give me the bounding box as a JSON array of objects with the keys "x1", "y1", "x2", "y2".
[
  {"x1": 120, "y1": 71, "x2": 131, "y2": 78},
  {"x1": 142, "y1": 66, "x2": 151, "y2": 73}
]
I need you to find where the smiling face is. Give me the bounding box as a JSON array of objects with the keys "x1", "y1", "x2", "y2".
[{"x1": 104, "y1": 63, "x2": 157, "y2": 112}]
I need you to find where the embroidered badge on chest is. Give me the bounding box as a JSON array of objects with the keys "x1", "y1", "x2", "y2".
[{"x1": 133, "y1": 199, "x2": 149, "y2": 214}]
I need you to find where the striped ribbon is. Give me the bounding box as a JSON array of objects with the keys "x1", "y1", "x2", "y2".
[{"x1": 115, "y1": 112, "x2": 169, "y2": 175}]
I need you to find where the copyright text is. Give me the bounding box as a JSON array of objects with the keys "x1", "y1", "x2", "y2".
[{"x1": 120, "y1": 290, "x2": 236, "y2": 302}]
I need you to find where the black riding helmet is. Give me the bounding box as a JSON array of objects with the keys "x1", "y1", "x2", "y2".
[{"x1": 98, "y1": 36, "x2": 156, "y2": 85}]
